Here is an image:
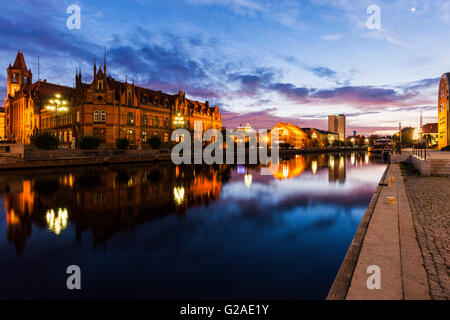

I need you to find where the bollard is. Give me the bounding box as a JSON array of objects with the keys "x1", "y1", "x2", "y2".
[
  {"x1": 388, "y1": 178, "x2": 392, "y2": 187},
  {"x1": 387, "y1": 196, "x2": 395, "y2": 204}
]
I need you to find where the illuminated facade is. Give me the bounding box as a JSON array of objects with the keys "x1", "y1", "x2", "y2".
[
  {"x1": 0, "y1": 107, "x2": 4, "y2": 140},
  {"x1": 4, "y1": 52, "x2": 222, "y2": 146},
  {"x1": 328, "y1": 114, "x2": 346, "y2": 141},
  {"x1": 272, "y1": 122, "x2": 309, "y2": 148},
  {"x1": 438, "y1": 73, "x2": 450, "y2": 149}
]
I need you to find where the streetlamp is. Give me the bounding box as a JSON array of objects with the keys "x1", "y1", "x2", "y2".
[
  {"x1": 173, "y1": 113, "x2": 185, "y2": 128},
  {"x1": 45, "y1": 93, "x2": 69, "y2": 142}
]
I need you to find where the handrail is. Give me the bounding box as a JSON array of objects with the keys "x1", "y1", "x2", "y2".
[{"x1": 412, "y1": 141, "x2": 430, "y2": 160}]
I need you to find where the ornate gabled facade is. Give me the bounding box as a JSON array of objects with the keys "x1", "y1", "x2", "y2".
[{"x1": 4, "y1": 52, "x2": 222, "y2": 147}]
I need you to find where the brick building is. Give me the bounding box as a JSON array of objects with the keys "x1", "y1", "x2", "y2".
[{"x1": 4, "y1": 52, "x2": 222, "y2": 147}]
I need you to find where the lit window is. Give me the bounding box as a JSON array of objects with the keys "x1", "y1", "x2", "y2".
[
  {"x1": 94, "y1": 110, "x2": 100, "y2": 122},
  {"x1": 127, "y1": 112, "x2": 134, "y2": 125},
  {"x1": 101, "y1": 110, "x2": 106, "y2": 122}
]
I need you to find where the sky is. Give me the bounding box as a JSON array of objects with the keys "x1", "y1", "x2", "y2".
[{"x1": 1, "y1": 0, "x2": 449, "y2": 135}]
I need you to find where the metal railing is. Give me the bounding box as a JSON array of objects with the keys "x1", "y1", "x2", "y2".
[{"x1": 412, "y1": 142, "x2": 430, "y2": 160}]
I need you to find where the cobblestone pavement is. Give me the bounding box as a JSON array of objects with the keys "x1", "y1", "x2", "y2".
[{"x1": 403, "y1": 175, "x2": 450, "y2": 300}]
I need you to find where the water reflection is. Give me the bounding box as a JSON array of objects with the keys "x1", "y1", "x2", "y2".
[
  {"x1": 0, "y1": 151, "x2": 385, "y2": 299},
  {"x1": 0, "y1": 164, "x2": 228, "y2": 253}
]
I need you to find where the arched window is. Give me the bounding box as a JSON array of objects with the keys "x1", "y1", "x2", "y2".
[
  {"x1": 101, "y1": 110, "x2": 106, "y2": 122},
  {"x1": 142, "y1": 130, "x2": 148, "y2": 142},
  {"x1": 94, "y1": 110, "x2": 100, "y2": 122}
]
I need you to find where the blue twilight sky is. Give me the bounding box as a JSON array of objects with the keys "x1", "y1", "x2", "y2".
[{"x1": 0, "y1": 0, "x2": 449, "y2": 134}]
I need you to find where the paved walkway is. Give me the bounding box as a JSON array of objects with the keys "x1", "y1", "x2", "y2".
[
  {"x1": 403, "y1": 174, "x2": 450, "y2": 299},
  {"x1": 345, "y1": 164, "x2": 431, "y2": 299}
]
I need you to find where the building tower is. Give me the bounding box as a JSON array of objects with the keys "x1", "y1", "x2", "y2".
[
  {"x1": 438, "y1": 73, "x2": 450, "y2": 149},
  {"x1": 328, "y1": 114, "x2": 346, "y2": 141},
  {"x1": 7, "y1": 51, "x2": 32, "y2": 98}
]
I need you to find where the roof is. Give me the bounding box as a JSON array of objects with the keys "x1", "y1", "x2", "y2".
[
  {"x1": 421, "y1": 123, "x2": 438, "y2": 134},
  {"x1": 12, "y1": 52, "x2": 29, "y2": 72}
]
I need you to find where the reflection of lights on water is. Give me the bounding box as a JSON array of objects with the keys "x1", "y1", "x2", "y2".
[
  {"x1": 282, "y1": 165, "x2": 289, "y2": 179},
  {"x1": 127, "y1": 177, "x2": 134, "y2": 187},
  {"x1": 237, "y1": 165, "x2": 245, "y2": 175},
  {"x1": 329, "y1": 155, "x2": 335, "y2": 169},
  {"x1": 244, "y1": 173, "x2": 252, "y2": 188},
  {"x1": 339, "y1": 156, "x2": 344, "y2": 168},
  {"x1": 365, "y1": 153, "x2": 369, "y2": 164},
  {"x1": 311, "y1": 160, "x2": 317, "y2": 174},
  {"x1": 174, "y1": 187, "x2": 185, "y2": 205},
  {"x1": 351, "y1": 153, "x2": 355, "y2": 165},
  {"x1": 46, "y1": 208, "x2": 68, "y2": 235}
]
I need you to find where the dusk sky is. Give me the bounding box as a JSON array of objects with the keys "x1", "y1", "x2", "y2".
[{"x1": 1, "y1": 0, "x2": 449, "y2": 134}]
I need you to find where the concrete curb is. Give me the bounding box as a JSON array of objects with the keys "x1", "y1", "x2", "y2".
[{"x1": 326, "y1": 163, "x2": 390, "y2": 300}]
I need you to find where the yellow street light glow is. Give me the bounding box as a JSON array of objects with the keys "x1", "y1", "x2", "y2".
[
  {"x1": 55, "y1": 94, "x2": 61, "y2": 98},
  {"x1": 49, "y1": 99, "x2": 54, "y2": 104}
]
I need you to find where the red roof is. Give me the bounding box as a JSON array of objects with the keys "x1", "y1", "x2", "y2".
[
  {"x1": 421, "y1": 123, "x2": 438, "y2": 134},
  {"x1": 12, "y1": 52, "x2": 28, "y2": 72}
]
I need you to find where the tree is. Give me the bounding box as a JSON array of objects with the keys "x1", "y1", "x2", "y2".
[
  {"x1": 30, "y1": 132, "x2": 59, "y2": 150},
  {"x1": 346, "y1": 140, "x2": 354, "y2": 147},
  {"x1": 78, "y1": 135, "x2": 101, "y2": 150},
  {"x1": 332, "y1": 140, "x2": 342, "y2": 147},
  {"x1": 309, "y1": 139, "x2": 319, "y2": 148},
  {"x1": 116, "y1": 138, "x2": 130, "y2": 150},
  {"x1": 148, "y1": 135, "x2": 162, "y2": 149}
]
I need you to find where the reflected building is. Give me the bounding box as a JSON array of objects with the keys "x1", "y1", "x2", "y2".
[
  {"x1": 328, "y1": 154, "x2": 346, "y2": 184},
  {"x1": 0, "y1": 164, "x2": 227, "y2": 253}
]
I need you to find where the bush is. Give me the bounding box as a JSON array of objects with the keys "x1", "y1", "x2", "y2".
[
  {"x1": 148, "y1": 135, "x2": 162, "y2": 149},
  {"x1": 332, "y1": 140, "x2": 342, "y2": 147},
  {"x1": 78, "y1": 136, "x2": 101, "y2": 150},
  {"x1": 30, "y1": 132, "x2": 59, "y2": 150},
  {"x1": 441, "y1": 145, "x2": 450, "y2": 151},
  {"x1": 116, "y1": 138, "x2": 130, "y2": 150}
]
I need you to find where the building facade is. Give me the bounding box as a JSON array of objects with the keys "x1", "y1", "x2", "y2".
[
  {"x1": 328, "y1": 114, "x2": 346, "y2": 141},
  {"x1": 438, "y1": 73, "x2": 450, "y2": 149},
  {"x1": 419, "y1": 123, "x2": 438, "y2": 147},
  {"x1": 272, "y1": 122, "x2": 309, "y2": 148},
  {"x1": 4, "y1": 52, "x2": 222, "y2": 147},
  {"x1": 0, "y1": 107, "x2": 4, "y2": 140}
]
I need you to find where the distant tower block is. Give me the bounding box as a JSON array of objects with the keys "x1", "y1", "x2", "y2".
[{"x1": 328, "y1": 114, "x2": 346, "y2": 141}]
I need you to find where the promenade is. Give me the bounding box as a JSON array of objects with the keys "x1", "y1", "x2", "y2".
[{"x1": 328, "y1": 160, "x2": 449, "y2": 300}]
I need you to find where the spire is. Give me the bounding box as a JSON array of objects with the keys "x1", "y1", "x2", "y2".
[
  {"x1": 12, "y1": 51, "x2": 28, "y2": 72},
  {"x1": 104, "y1": 47, "x2": 107, "y2": 76},
  {"x1": 93, "y1": 57, "x2": 97, "y2": 76}
]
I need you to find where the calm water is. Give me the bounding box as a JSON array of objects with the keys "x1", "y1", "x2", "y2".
[{"x1": 0, "y1": 152, "x2": 386, "y2": 299}]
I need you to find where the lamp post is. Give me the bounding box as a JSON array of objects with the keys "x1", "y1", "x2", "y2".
[
  {"x1": 173, "y1": 113, "x2": 185, "y2": 128},
  {"x1": 173, "y1": 113, "x2": 185, "y2": 143},
  {"x1": 45, "y1": 93, "x2": 69, "y2": 142}
]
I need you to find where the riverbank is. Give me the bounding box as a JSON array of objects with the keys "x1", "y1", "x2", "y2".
[
  {"x1": 327, "y1": 161, "x2": 449, "y2": 300},
  {"x1": 0, "y1": 149, "x2": 172, "y2": 171},
  {"x1": 0, "y1": 146, "x2": 369, "y2": 171}
]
